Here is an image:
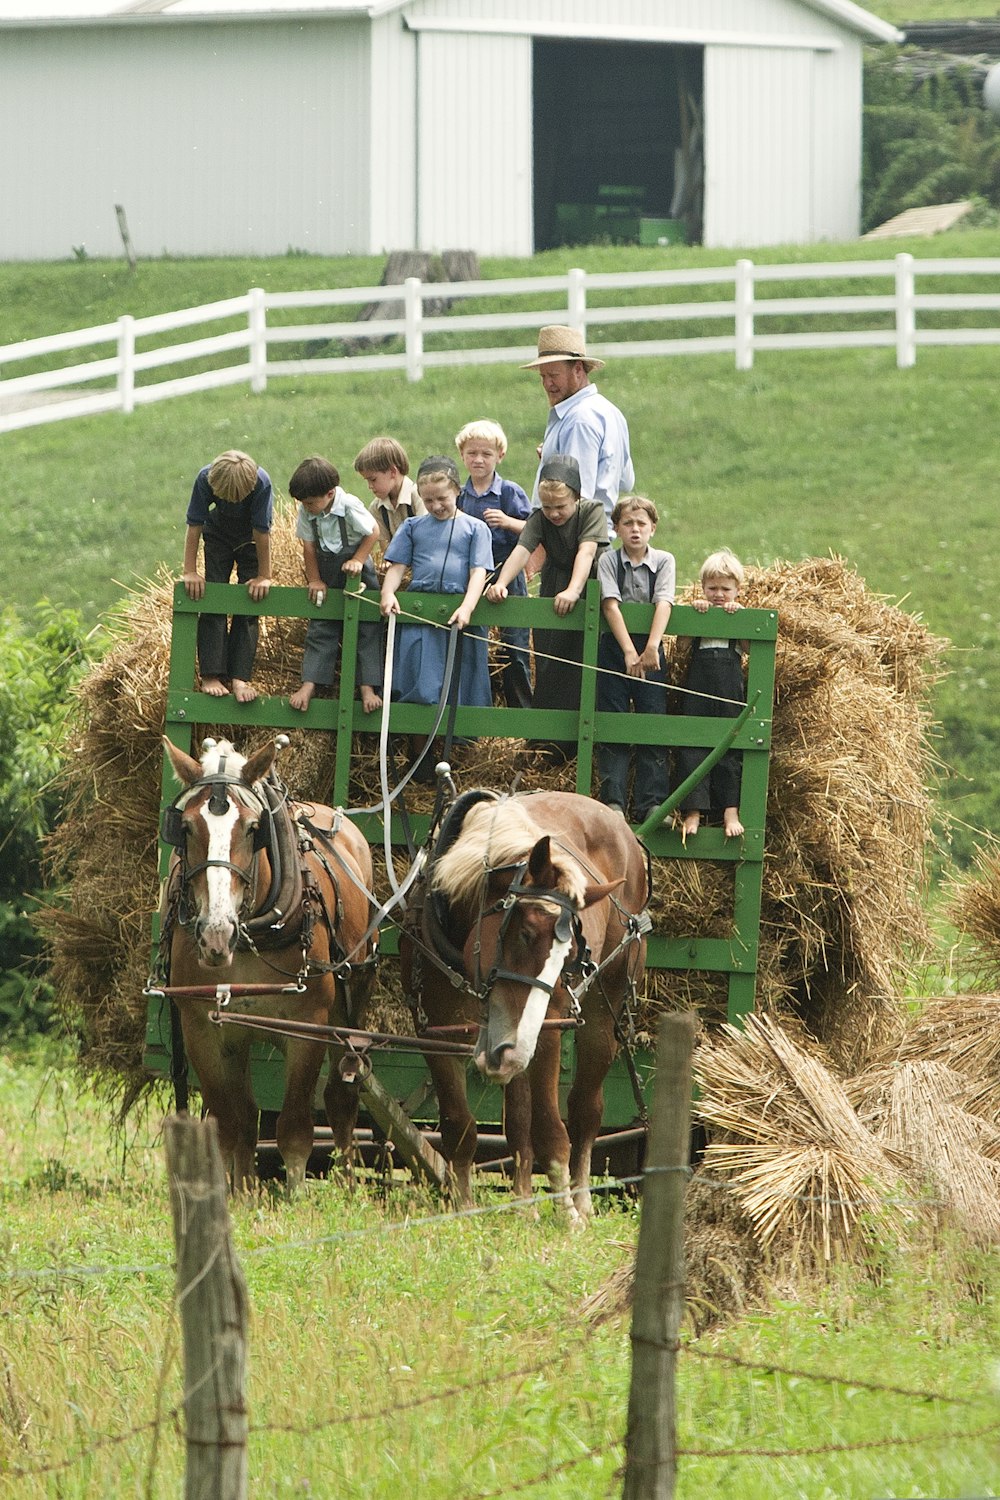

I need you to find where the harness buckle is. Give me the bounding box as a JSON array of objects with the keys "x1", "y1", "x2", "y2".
[{"x1": 214, "y1": 984, "x2": 232, "y2": 1008}]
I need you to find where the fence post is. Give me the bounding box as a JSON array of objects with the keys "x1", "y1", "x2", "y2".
[
  {"x1": 117, "y1": 313, "x2": 135, "y2": 415},
  {"x1": 248, "y1": 287, "x2": 267, "y2": 394},
  {"x1": 405, "y1": 276, "x2": 424, "y2": 381},
  {"x1": 567, "y1": 265, "x2": 587, "y2": 332},
  {"x1": 622, "y1": 1011, "x2": 695, "y2": 1500},
  {"x1": 734, "y1": 258, "x2": 754, "y2": 371},
  {"x1": 165, "y1": 1114, "x2": 249, "y2": 1500},
  {"x1": 895, "y1": 252, "x2": 916, "y2": 369}
]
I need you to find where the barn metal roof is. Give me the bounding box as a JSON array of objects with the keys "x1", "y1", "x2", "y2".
[{"x1": 0, "y1": 0, "x2": 901, "y2": 44}]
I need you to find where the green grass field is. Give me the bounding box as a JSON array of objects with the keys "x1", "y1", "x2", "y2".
[
  {"x1": 2, "y1": 1044, "x2": 998, "y2": 1500},
  {"x1": 4, "y1": 233, "x2": 1000, "y2": 857}
]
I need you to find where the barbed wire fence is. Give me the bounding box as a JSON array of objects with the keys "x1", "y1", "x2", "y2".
[{"x1": 4, "y1": 1034, "x2": 999, "y2": 1498}]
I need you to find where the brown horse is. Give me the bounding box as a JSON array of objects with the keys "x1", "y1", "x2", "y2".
[
  {"x1": 405, "y1": 790, "x2": 649, "y2": 1225},
  {"x1": 159, "y1": 737, "x2": 377, "y2": 1191}
]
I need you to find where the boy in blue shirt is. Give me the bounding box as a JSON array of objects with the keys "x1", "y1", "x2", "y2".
[
  {"x1": 455, "y1": 419, "x2": 532, "y2": 709},
  {"x1": 182, "y1": 449, "x2": 273, "y2": 703},
  {"x1": 287, "y1": 456, "x2": 383, "y2": 714}
]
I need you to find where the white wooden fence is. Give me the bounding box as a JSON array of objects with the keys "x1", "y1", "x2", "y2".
[{"x1": 3, "y1": 253, "x2": 1000, "y2": 433}]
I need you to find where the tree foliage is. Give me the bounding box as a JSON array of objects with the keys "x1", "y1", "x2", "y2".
[
  {"x1": 863, "y1": 52, "x2": 1000, "y2": 231},
  {"x1": 0, "y1": 606, "x2": 92, "y2": 1034}
]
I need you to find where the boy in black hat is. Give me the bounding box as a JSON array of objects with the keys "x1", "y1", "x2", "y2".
[{"x1": 487, "y1": 455, "x2": 609, "y2": 762}]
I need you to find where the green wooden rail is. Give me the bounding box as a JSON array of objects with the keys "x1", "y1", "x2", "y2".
[{"x1": 149, "y1": 578, "x2": 776, "y2": 1030}]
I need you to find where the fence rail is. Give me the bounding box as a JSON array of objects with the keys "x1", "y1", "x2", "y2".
[{"x1": 4, "y1": 254, "x2": 1000, "y2": 432}]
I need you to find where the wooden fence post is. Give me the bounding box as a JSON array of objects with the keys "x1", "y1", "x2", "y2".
[
  {"x1": 164, "y1": 1114, "x2": 249, "y2": 1500},
  {"x1": 622, "y1": 1011, "x2": 695, "y2": 1500}
]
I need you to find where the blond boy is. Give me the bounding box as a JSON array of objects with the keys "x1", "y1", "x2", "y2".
[{"x1": 677, "y1": 549, "x2": 747, "y2": 839}]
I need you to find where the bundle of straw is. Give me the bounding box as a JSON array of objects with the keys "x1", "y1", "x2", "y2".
[{"x1": 695, "y1": 1014, "x2": 909, "y2": 1262}]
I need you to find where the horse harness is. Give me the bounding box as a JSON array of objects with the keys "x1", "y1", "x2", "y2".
[{"x1": 156, "y1": 758, "x2": 377, "y2": 1008}]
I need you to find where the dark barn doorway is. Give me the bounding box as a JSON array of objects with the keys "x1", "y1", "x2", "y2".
[{"x1": 532, "y1": 39, "x2": 703, "y2": 250}]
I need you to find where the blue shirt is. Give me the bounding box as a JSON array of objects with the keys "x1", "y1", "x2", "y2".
[
  {"x1": 186, "y1": 466, "x2": 273, "y2": 535},
  {"x1": 458, "y1": 472, "x2": 531, "y2": 568},
  {"x1": 533, "y1": 383, "x2": 635, "y2": 535}
]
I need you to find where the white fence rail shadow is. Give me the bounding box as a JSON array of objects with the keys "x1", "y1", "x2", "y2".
[{"x1": 3, "y1": 253, "x2": 1000, "y2": 433}]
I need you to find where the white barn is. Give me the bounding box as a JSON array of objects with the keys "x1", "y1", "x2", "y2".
[{"x1": 0, "y1": 0, "x2": 900, "y2": 261}]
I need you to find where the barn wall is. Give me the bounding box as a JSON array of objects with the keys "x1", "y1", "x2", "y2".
[
  {"x1": 702, "y1": 35, "x2": 862, "y2": 248},
  {"x1": 0, "y1": 19, "x2": 372, "y2": 260},
  {"x1": 368, "y1": 13, "x2": 418, "y2": 255},
  {"x1": 414, "y1": 30, "x2": 533, "y2": 255},
  {"x1": 403, "y1": 0, "x2": 846, "y2": 46}
]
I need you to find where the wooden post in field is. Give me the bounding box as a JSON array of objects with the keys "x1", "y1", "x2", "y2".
[
  {"x1": 622, "y1": 1012, "x2": 695, "y2": 1500},
  {"x1": 165, "y1": 1114, "x2": 249, "y2": 1500}
]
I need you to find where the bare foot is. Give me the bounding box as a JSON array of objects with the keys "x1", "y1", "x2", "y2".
[
  {"x1": 360, "y1": 685, "x2": 382, "y2": 714},
  {"x1": 232, "y1": 679, "x2": 258, "y2": 704},
  {"x1": 289, "y1": 682, "x2": 316, "y2": 712},
  {"x1": 682, "y1": 811, "x2": 701, "y2": 840},
  {"x1": 200, "y1": 676, "x2": 229, "y2": 698},
  {"x1": 724, "y1": 808, "x2": 744, "y2": 838}
]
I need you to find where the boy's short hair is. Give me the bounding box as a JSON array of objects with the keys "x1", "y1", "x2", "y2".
[
  {"x1": 416, "y1": 454, "x2": 461, "y2": 490},
  {"x1": 288, "y1": 456, "x2": 339, "y2": 501},
  {"x1": 208, "y1": 450, "x2": 258, "y2": 504},
  {"x1": 353, "y1": 436, "x2": 410, "y2": 476},
  {"x1": 454, "y1": 419, "x2": 508, "y2": 460},
  {"x1": 701, "y1": 549, "x2": 745, "y2": 587},
  {"x1": 612, "y1": 494, "x2": 658, "y2": 528},
  {"x1": 538, "y1": 480, "x2": 579, "y2": 508},
  {"x1": 537, "y1": 455, "x2": 581, "y2": 494}
]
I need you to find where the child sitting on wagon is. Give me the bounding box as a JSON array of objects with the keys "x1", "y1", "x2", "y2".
[
  {"x1": 677, "y1": 549, "x2": 748, "y2": 840},
  {"x1": 287, "y1": 456, "x2": 383, "y2": 715}
]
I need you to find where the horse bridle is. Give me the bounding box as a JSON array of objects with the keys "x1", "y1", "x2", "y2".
[
  {"x1": 161, "y1": 755, "x2": 270, "y2": 927},
  {"x1": 470, "y1": 860, "x2": 594, "y2": 1013}
]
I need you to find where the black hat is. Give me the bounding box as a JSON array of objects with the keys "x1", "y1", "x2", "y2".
[
  {"x1": 538, "y1": 455, "x2": 582, "y2": 492},
  {"x1": 417, "y1": 454, "x2": 461, "y2": 487}
]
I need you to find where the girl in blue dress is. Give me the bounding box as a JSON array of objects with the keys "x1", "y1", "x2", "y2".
[{"x1": 379, "y1": 455, "x2": 494, "y2": 709}]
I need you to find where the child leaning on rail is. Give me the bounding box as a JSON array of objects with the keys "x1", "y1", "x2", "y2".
[
  {"x1": 181, "y1": 449, "x2": 273, "y2": 704},
  {"x1": 380, "y1": 454, "x2": 494, "y2": 706},
  {"x1": 487, "y1": 454, "x2": 609, "y2": 764},
  {"x1": 676, "y1": 549, "x2": 748, "y2": 841},
  {"x1": 455, "y1": 418, "x2": 533, "y2": 709},
  {"x1": 287, "y1": 455, "x2": 383, "y2": 715},
  {"x1": 595, "y1": 495, "x2": 675, "y2": 823},
  {"x1": 353, "y1": 435, "x2": 425, "y2": 554}
]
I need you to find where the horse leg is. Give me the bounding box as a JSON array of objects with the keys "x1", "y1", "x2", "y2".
[
  {"x1": 323, "y1": 1052, "x2": 362, "y2": 1183},
  {"x1": 180, "y1": 1010, "x2": 259, "y2": 1192},
  {"x1": 503, "y1": 1072, "x2": 535, "y2": 1206},
  {"x1": 425, "y1": 1053, "x2": 477, "y2": 1210},
  {"x1": 526, "y1": 1030, "x2": 579, "y2": 1227},
  {"x1": 277, "y1": 1038, "x2": 326, "y2": 1193},
  {"x1": 567, "y1": 1007, "x2": 618, "y2": 1222}
]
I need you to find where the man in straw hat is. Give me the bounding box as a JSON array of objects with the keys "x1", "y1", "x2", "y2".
[{"x1": 522, "y1": 324, "x2": 635, "y2": 536}]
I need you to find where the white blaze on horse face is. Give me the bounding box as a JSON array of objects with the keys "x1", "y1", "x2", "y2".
[
  {"x1": 487, "y1": 933, "x2": 572, "y2": 1083},
  {"x1": 197, "y1": 800, "x2": 242, "y2": 960}
]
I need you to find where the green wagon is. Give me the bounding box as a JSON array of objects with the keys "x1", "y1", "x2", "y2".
[{"x1": 143, "y1": 580, "x2": 776, "y2": 1179}]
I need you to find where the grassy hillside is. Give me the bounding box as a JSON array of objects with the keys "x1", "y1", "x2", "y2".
[
  {"x1": 870, "y1": 1, "x2": 997, "y2": 22},
  {"x1": 3, "y1": 236, "x2": 1000, "y2": 859}
]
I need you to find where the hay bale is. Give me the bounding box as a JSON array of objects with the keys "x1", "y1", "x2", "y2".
[
  {"x1": 41, "y1": 551, "x2": 943, "y2": 1100},
  {"x1": 949, "y1": 848, "x2": 1000, "y2": 987}
]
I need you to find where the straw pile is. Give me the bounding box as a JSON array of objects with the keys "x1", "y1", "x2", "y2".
[
  {"x1": 40, "y1": 549, "x2": 944, "y2": 1104},
  {"x1": 694, "y1": 1015, "x2": 910, "y2": 1263},
  {"x1": 850, "y1": 1057, "x2": 1000, "y2": 1244},
  {"x1": 949, "y1": 846, "x2": 1000, "y2": 989}
]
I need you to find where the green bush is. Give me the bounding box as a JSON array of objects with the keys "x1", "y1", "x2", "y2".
[
  {"x1": 0, "y1": 605, "x2": 92, "y2": 1035},
  {"x1": 863, "y1": 51, "x2": 1000, "y2": 230}
]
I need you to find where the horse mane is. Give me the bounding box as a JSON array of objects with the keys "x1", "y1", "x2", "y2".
[
  {"x1": 430, "y1": 797, "x2": 587, "y2": 908},
  {"x1": 200, "y1": 739, "x2": 245, "y2": 775}
]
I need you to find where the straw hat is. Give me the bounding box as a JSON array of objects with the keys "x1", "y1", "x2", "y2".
[
  {"x1": 208, "y1": 450, "x2": 259, "y2": 504},
  {"x1": 521, "y1": 324, "x2": 605, "y2": 372}
]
